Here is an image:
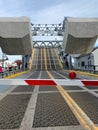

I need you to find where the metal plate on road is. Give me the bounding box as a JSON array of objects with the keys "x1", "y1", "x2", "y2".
[
  {"x1": 68, "y1": 92, "x2": 98, "y2": 124},
  {"x1": 84, "y1": 86, "x2": 98, "y2": 89},
  {"x1": 39, "y1": 85, "x2": 58, "y2": 91},
  {"x1": 62, "y1": 85, "x2": 83, "y2": 90},
  {"x1": 33, "y1": 93, "x2": 79, "y2": 127},
  {"x1": 12, "y1": 85, "x2": 35, "y2": 92},
  {"x1": 28, "y1": 71, "x2": 40, "y2": 79},
  {"x1": 0, "y1": 94, "x2": 31, "y2": 129}
]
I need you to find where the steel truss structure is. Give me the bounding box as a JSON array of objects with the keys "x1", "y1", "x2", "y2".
[
  {"x1": 31, "y1": 23, "x2": 63, "y2": 48},
  {"x1": 33, "y1": 41, "x2": 63, "y2": 48}
]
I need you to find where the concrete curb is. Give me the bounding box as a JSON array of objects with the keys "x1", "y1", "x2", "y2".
[
  {"x1": 5, "y1": 70, "x2": 30, "y2": 79},
  {"x1": 64, "y1": 69, "x2": 98, "y2": 78}
]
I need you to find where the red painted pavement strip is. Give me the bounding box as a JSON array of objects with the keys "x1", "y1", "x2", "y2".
[
  {"x1": 25, "y1": 79, "x2": 57, "y2": 86},
  {"x1": 82, "y1": 80, "x2": 98, "y2": 86}
]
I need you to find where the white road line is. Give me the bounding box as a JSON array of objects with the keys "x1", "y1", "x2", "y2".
[{"x1": 20, "y1": 71, "x2": 41, "y2": 130}]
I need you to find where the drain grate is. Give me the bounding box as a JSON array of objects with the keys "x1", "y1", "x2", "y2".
[
  {"x1": 39, "y1": 86, "x2": 58, "y2": 91},
  {"x1": 0, "y1": 94, "x2": 31, "y2": 129},
  {"x1": 33, "y1": 93, "x2": 79, "y2": 127},
  {"x1": 12, "y1": 85, "x2": 35, "y2": 92},
  {"x1": 62, "y1": 86, "x2": 83, "y2": 90},
  {"x1": 68, "y1": 92, "x2": 98, "y2": 124}
]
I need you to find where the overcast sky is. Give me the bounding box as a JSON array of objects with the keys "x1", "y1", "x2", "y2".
[
  {"x1": 0, "y1": 0, "x2": 98, "y2": 23},
  {"x1": 0, "y1": 0, "x2": 97, "y2": 23},
  {"x1": 0, "y1": 0, "x2": 98, "y2": 61}
]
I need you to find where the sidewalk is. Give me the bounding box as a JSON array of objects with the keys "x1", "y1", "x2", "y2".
[
  {"x1": 64, "y1": 69, "x2": 98, "y2": 79},
  {"x1": 0, "y1": 70, "x2": 30, "y2": 79}
]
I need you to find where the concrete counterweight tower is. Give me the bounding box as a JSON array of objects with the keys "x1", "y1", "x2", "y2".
[
  {"x1": 0, "y1": 17, "x2": 32, "y2": 55},
  {"x1": 63, "y1": 17, "x2": 98, "y2": 54}
]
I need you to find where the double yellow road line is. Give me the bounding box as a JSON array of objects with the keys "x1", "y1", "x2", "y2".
[
  {"x1": 44, "y1": 48, "x2": 47, "y2": 70},
  {"x1": 47, "y1": 70, "x2": 98, "y2": 130}
]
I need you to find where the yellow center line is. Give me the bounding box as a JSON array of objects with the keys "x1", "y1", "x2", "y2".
[
  {"x1": 47, "y1": 70, "x2": 98, "y2": 130},
  {"x1": 54, "y1": 48, "x2": 63, "y2": 69},
  {"x1": 44, "y1": 48, "x2": 47, "y2": 70}
]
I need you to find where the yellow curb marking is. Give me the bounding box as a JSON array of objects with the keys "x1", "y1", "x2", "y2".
[
  {"x1": 44, "y1": 48, "x2": 47, "y2": 70},
  {"x1": 5, "y1": 70, "x2": 30, "y2": 79}
]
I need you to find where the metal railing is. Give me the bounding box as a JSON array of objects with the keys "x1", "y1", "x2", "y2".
[
  {"x1": 73, "y1": 65, "x2": 98, "y2": 74},
  {"x1": 0, "y1": 69, "x2": 23, "y2": 78}
]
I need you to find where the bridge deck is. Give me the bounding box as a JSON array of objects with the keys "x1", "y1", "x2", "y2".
[{"x1": 0, "y1": 70, "x2": 98, "y2": 130}]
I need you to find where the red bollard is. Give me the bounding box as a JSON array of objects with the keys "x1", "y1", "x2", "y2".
[{"x1": 69, "y1": 71, "x2": 76, "y2": 79}]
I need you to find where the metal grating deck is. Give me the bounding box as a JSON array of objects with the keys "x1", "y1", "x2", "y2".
[
  {"x1": 68, "y1": 92, "x2": 98, "y2": 124},
  {"x1": 49, "y1": 71, "x2": 65, "y2": 79},
  {"x1": 84, "y1": 86, "x2": 98, "y2": 89},
  {"x1": 0, "y1": 94, "x2": 31, "y2": 129},
  {"x1": 33, "y1": 93, "x2": 79, "y2": 127},
  {"x1": 62, "y1": 86, "x2": 83, "y2": 90},
  {"x1": 12, "y1": 85, "x2": 35, "y2": 92},
  {"x1": 41, "y1": 71, "x2": 50, "y2": 79},
  {"x1": 28, "y1": 71, "x2": 40, "y2": 79},
  {"x1": 39, "y1": 86, "x2": 58, "y2": 91}
]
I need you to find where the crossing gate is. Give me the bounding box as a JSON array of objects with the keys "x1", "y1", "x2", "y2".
[{"x1": 0, "y1": 79, "x2": 98, "y2": 86}]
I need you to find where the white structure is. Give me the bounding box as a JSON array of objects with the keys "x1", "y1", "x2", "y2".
[
  {"x1": 74, "y1": 47, "x2": 98, "y2": 72},
  {"x1": 63, "y1": 17, "x2": 98, "y2": 54},
  {"x1": 0, "y1": 17, "x2": 32, "y2": 55}
]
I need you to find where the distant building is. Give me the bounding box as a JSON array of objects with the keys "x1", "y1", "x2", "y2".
[{"x1": 74, "y1": 47, "x2": 98, "y2": 73}]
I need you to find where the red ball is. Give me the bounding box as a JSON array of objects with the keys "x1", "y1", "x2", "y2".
[{"x1": 69, "y1": 71, "x2": 76, "y2": 79}]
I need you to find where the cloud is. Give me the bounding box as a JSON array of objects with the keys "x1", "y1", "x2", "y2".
[
  {"x1": 0, "y1": 0, "x2": 97, "y2": 23},
  {"x1": 31, "y1": 0, "x2": 98, "y2": 23},
  {"x1": 0, "y1": 0, "x2": 34, "y2": 17}
]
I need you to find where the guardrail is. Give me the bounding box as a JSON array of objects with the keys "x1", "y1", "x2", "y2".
[{"x1": 0, "y1": 70, "x2": 23, "y2": 78}]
